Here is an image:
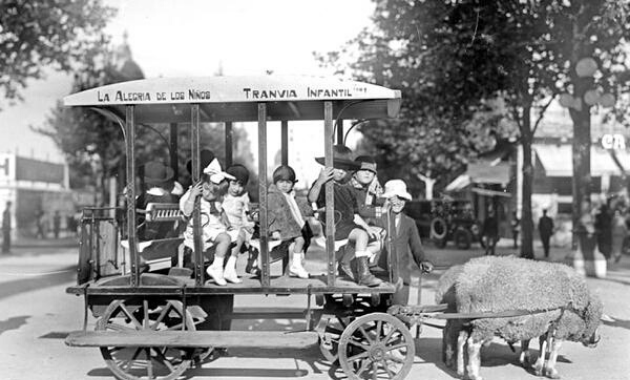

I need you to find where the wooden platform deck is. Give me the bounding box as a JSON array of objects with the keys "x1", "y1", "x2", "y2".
[{"x1": 66, "y1": 272, "x2": 396, "y2": 296}]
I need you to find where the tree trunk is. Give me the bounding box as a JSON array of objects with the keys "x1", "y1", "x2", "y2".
[{"x1": 520, "y1": 106, "x2": 534, "y2": 259}]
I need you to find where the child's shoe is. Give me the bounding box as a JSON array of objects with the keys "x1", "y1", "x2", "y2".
[
  {"x1": 289, "y1": 252, "x2": 309, "y2": 279},
  {"x1": 223, "y1": 256, "x2": 242, "y2": 284},
  {"x1": 206, "y1": 257, "x2": 227, "y2": 286}
]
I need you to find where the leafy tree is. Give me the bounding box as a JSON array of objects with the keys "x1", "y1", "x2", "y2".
[
  {"x1": 318, "y1": 0, "x2": 630, "y2": 258},
  {"x1": 0, "y1": 0, "x2": 116, "y2": 110}
]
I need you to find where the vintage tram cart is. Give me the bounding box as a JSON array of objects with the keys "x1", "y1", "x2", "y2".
[{"x1": 63, "y1": 76, "x2": 440, "y2": 380}]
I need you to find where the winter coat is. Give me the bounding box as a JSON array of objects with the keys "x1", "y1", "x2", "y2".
[{"x1": 267, "y1": 184, "x2": 313, "y2": 241}]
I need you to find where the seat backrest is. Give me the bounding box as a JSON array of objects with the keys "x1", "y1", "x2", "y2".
[{"x1": 145, "y1": 203, "x2": 184, "y2": 222}]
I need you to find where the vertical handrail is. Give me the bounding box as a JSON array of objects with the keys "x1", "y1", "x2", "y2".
[
  {"x1": 169, "y1": 123, "x2": 179, "y2": 180},
  {"x1": 125, "y1": 105, "x2": 139, "y2": 287},
  {"x1": 281, "y1": 120, "x2": 289, "y2": 165},
  {"x1": 324, "y1": 101, "x2": 336, "y2": 287},
  {"x1": 191, "y1": 104, "x2": 204, "y2": 286},
  {"x1": 225, "y1": 121, "x2": 233, "y2": 167},
  {"x1": 258, "y1": 103, "x2": 270, "y2": 288}
]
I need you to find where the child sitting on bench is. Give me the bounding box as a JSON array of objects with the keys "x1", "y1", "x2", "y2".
[
  {"x1": 308, "y1": 146, "x2": 386, "y2": 287},
  {"x1": 267, "y1": 165, "x2": 314, "y2": 278},
  {"x1": 180, "y1": 157, "x2": 245, "y2": 286}
]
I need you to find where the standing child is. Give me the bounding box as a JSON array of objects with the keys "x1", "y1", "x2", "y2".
[
  {"x1": 378, "y1": 179, "x2": 433, "y2": 305},
  {"x1": 180, "y1": 158, "x2": 245, "y2": 285},
  {"x1": 267, "y1": 165, "x2": 314, "y2": 278},
  {"x1": 308, "y1": 150, "x2": 384, "y2": 287}
]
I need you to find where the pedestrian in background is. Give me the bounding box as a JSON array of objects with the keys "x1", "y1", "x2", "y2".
[
  {"x1": 482, "y1": 205, "x2": 499, "y2": 256},
  {"x1": 611, "y1": 208, "x2": 627, "y2": 263},
  {"x1": 2, "y1": 201, "x2": 11, "y2": 253},
  {"x1": 538, "y1": 209, "x2": 555, "y2": 258},
  {"x1": 510, "y1": 211, "x2": 520, "y2": 249},
  {"x1": 595, "y1": 203, "x2": 612, "y2": 260},
  {"x1": 53, "y1": 211, "x2": 61, "y2": 239}
]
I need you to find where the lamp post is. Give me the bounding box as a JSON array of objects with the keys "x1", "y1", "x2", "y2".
[{"x1": 559, "y1": 57, "x2": 615, "y2": 277}]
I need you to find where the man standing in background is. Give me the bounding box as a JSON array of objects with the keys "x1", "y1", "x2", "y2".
[{"x1": 3, "y1": 201, "x2": 12, "y2": 253}]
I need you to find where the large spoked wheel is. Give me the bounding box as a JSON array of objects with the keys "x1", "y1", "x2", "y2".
[
  {"x1": 96, "y1": 299, "x2": 197, "y2": 380},
  {"x1": 338, "y1": 313, "x2": 415, "y2": 380}
]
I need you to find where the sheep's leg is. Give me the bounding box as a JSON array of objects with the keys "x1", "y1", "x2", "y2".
[
  {"x1": 443, "y1": 320, "x2": 458, "y2": 368},
  {"x1": 544, "y1": 338, "x2": 562, "y2": 379},
  {"x1": 456, "y1": 327, "x2": 468, "y2": 377},
  {"x1": 532, "y1": 335, "x2": 547, "y2": 376},
  {"x1": 466, "y1": 335, "x2": 483, "y2": 380},
  {"x1": 519, "y1": 339, "x2": 531, "y2": 367}
]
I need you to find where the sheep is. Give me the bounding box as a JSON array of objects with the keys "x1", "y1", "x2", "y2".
[
  {"x1": 435, "y1": 265, "x2": 466, "y2": 372},
  {"x1": 441, "y1": 256, "x2": 601, "y2": 380}
]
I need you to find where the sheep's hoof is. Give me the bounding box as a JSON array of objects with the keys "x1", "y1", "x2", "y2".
[{"x1": 544, "y1": 368, "x2": 560, "y2": 379}]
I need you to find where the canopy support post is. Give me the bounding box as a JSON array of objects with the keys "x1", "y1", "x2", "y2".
[
  {"x1": 191, "y1": 104, "x2": 204, "y2": 286},
  {"x1": 125, "y1": 105, "x2": 139, "y2": 287},
  {"x1": 258, "y1": 103, "x2": 270, "y2": 288},
  {"x1": 324, "y1": 101, "x2": 336, "y2": 287}
]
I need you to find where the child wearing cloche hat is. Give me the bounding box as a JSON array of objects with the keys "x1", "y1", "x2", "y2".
[{"x1": 379, "y1": 179, "x2": 433, "y2": 305}]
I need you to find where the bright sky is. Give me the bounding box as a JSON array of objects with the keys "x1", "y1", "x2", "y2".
[{"x1": 0, "y1": 0, "x2": 375, "y2": 180}]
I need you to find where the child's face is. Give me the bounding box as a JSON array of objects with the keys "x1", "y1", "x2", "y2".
[
  {"x1": 354, "y1": 169, "x2": 375, "y2": 186},
  {"x1": 228, "y1": 180, "x2": 245, "y2": 196},
  {"x1": 276, "y1": 179, "x2": 294, "y2": 194},
  {"x1": 332, "y1": 168, "x2": 348, "y2": 182},
  {"x1": 390, "y1": 195, "x2": 406, "y2": 214},
  {"x1": 201, "y1": 182, "x2": 219, "y2": 201}
]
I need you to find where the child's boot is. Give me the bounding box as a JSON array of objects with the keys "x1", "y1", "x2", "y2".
[
  {"x1": 206, "y1": 256, "x2": 227, "y2": 286},
  {"x1": 337, "y1": 246, "x2": 355, "y2": 280},
  {"x1": 223, "y1": 255, "x2": 242, "y2": 284},
  {"x1": 355, "y1": 253, "x2": 382, "y2": 287},
  {"x1": 289, "y1": 252, "x2": 309, "y2": 279}
]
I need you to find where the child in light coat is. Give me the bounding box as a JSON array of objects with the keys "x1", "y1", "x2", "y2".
[{"x1": 267, "y1": 165, "x2": 314, "y2": 278}]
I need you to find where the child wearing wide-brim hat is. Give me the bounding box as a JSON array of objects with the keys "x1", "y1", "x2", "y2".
[{"x1": 308, "y1": 146, "x2": 384, "y2": 287}]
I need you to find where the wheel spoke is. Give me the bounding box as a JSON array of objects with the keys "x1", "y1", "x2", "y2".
[
  {"x1": 145, "y1": 348, "x2": 154, "y2": 378},
  {"x1": 143, "y1": 300, "x2": 150, "y2": 330},
  {"x1": 119, "y1": 304, "x2": 143, "y2": 329},
  {"x1": 152, "y1": 347, "x2": 176, "y2": 371},
  {"x1": 372, "y1": 361, "x2": 378, "y2": 380},
  {"x1": 375, "y1": 320, "x2": 383, "y2": 340},
  {"x1": 356, "y1": 358, "x2": 372, "y2": 376},
  {"x1": 152, "y1": 303, "x2": 171, "y2": 330},
  {"x1": 385, "y1": 353, "x2": 404, "y2": 363},
  {"x1": 382, "y1": 326, "x2": 399, "y2": 344},
  {"x1": 358, "y1": 325, "x2": 374, "y2": 344},
  {"x1": 107, "y1": 323, "x2": 136, "y2": 332},
  {"x1": 347, "y1": 337, "x2": 370, "y2": 351},
  {"x1": 381, "y1": 359, "x2": 396, "y2": 379},
  {"x1": 347, "y1": 350, "x2": 370, "y2": 363},
  {"x1": 167, "y1": 322, "x2": 185, "y2": 331},
  {"x1": 385, "y1": 342, "x2": 408, "y2": 352}
]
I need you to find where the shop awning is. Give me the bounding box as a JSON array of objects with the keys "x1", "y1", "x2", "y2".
[
  {"x1": 467, "y1": 163, "x2": 511, "y2": 184},
  {"x1": 445, "y1": 162, "x2": 511, "y2": 192},
  {"x1": 535, "y1": 145, "x2": 623, "y2": 177}
]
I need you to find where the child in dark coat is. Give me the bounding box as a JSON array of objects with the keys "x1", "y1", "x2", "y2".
[{"x1": 267, "y1": 165, "x2": 314, "y2": 278}]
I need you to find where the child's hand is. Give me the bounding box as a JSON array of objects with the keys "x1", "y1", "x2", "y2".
[
  {"x1": 316, "y1": 167, "x2": 334, "y2": 184},
  {"x1": 366, "y1": 226, "x2": 381, "y2": 239},
  {"x1": 189, "y1": 181, "x2": 204, "y2": 198},
  {"x1": 272, "y1": 231, "x2": 281, "y2": 240}
]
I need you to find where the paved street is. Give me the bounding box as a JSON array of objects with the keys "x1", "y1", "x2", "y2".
[{"x1": 0, "y1": 238, "x2": 629, "y2": 380}]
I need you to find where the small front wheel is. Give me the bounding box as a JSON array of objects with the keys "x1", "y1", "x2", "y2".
[{"x1": 338, "y1": 312, "x2": 415, "y2": 380}]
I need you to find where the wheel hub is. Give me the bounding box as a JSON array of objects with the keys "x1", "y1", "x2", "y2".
[{"x1": 370, "y1": 345, "x2": 385, "y2": 360}]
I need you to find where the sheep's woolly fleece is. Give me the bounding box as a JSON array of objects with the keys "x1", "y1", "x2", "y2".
[
  {"x1": 435, "y1": 264, "x2": 464, "y2": 310},
  {"x1": 455, "y1": 256, "x2": 590, "y2": 314}
]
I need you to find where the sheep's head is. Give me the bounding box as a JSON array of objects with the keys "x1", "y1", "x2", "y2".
[{"x1": 580, "y1": 293, "x2": 603, "y2": 348}]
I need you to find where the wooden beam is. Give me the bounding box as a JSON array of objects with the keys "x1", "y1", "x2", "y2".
[
  {"x1": 281, "y1": 120, "x2": 289, "y2": 165},
  {"x1": 66, "y1": 330, "x2": 319, "y2": 349},
  {"x1": 225, "y1": 121, "x2": 233, "y2": 167},
  {"x1": 191, "y1": 104, "x2": 204, "y2": 286},
  {"x1": 324, "y1": 101, "x2": 336, "y2": 286}
]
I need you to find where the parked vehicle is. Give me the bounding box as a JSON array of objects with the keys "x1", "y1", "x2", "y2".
[{"x1": 406, "y1": 199, "x2": 482, "y2": 249}]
